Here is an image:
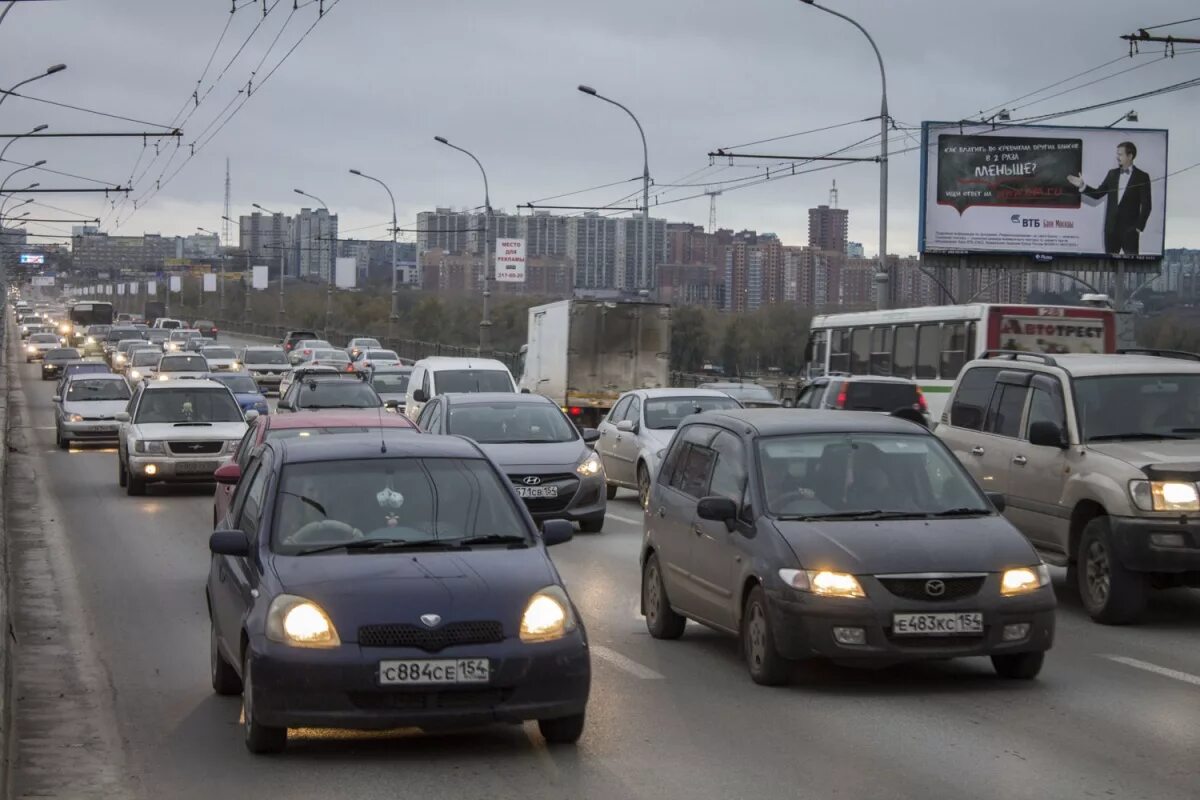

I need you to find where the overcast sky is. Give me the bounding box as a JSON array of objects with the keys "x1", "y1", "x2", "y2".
[{"x1": 4, "y1": 0, "x2": 1199, "y2": 255}]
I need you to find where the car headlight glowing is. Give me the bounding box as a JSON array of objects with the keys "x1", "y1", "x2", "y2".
[
  {"x1": 230, "y1": 361, "x2": 240, "y2": 370},
  {"x1": 576, "y1": 451, "x2": 603, "y2": 476},
  {"x1": 519, "y1": 586, "x2": 577, "y2": 643},
  {"x1": 1129, "y1": 480, "x2": 1200, "y2": 512},
  {"x1": 807, "y1": 570, "x2": 866, "y2": 598},
  {"x1": 129, "y1": 370, "x2": 141, "y2": 380},
  {"x1": 85, "y1": 336, "x2": 95, "y2": 345},
  {"x1": 266, "y1": 594, "x2": 341, "y2": 648},
  {"x1": 134, "y1": 440, "x2": 166, "y2": 454},
  {"x1": 68, "y1": 414, "x2": 84, "y2": 423},
  {"x1": 1001, "y1": 564, "x2": 1051, "y2": 596},
  {"x1": 114, "y1": 354, "x2": 126, "y2": 365},
  {"x1": 26, "y1": 345, "x2": 36, "y2": 353}
]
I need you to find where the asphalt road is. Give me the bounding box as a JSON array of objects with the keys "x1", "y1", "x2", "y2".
[{"x1": 8, "y1": 334, "x2": 1200, "y2": 799}]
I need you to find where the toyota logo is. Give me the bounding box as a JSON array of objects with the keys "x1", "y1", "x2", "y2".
[
  {"x1": 522, "y1": 476, "x2": 542, "y2": 486},
  {"x1": 925, "y1": 579, "x2": 946, "y2": 597},
  {"x1": 419, "y1": 614, "x2": 441, "y2": 628}
]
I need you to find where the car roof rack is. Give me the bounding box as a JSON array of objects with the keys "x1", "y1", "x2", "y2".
[
  {"x1": 1115, "y1": 348, "x2": 1200, "y2": 362},
  {"x1": 979, "y1": 350, "x2": 1058, "y2": 366}
]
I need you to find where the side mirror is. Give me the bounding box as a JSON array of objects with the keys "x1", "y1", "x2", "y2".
[
  {"x1": 244, "y1": 410, "x2": 260, "y2": 423},
  {"x1": 412, "y1": 388, "x2": 428, "y2": 404},
  {"x1": 209, "y1": 529, "x2": 250, "y2": 557},
  {"x1": 616, "y1": 419, "x2": 636, "y2": 433},
  {"x1": 541, "y1": 519, "x2": 574, "y2": 547},
  {"x1": 52, "y1": 395, "x2": 62, "y2": 403},
  {"x1": 1028, "y1": 420, "x2": 1068, "y2": 449},
  {"x1": 581, "y1": 427, "x2": 600, "y2": 444},
  {"x1": 384, "y1": 399, "x2": 400, "y2": 409},
  {"x1": 115, "y1": 411, "x2": 131, "y2": 423},
  {"x1": 520, "y1": 388, "x2": 531, "y2": 394},
  {"x1": 697, "y1": 496, "x2": 739, "y2": 531},
  {"x1": 214, "y1": 463, "x2": 242, "y2": 485},
  {"x1": 277, "y1": 399, "x2": 291, "y2": 411},
  {"x1": 985, "y1": 492, "x2": 1006, "y2": 514}
]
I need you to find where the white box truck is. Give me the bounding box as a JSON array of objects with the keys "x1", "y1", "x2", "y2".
[{"x1": 519, "y1": 299, "x2": 671, "y2": 428}]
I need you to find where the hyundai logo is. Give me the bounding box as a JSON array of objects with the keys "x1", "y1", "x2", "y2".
[
  {"x1": 419, "y1": 614, "x2": 442, "y2": 628},
  {"x1": 924, "y1": 579, "x2": 946, "y2": 597},
  {"x1": 522, "y1": 476, "x2": 542, "y2": 486}
]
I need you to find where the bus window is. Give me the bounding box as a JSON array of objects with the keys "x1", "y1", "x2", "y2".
[
  {"x1": 829, "y1": 329, "x2": 850, "y2": 373},
  {"x1": 893, "y1": 325, "x2": 916, "y2": 379},
  {"x1": 869, "y1": 327, "x2": 893, "y2": 376},
  {"x1": 915, "y1": 324, "x2": 939, "y2": 379},
  {"x1": 940, "y1": 323, "x2": 968, "y2": 379},
  {"x1": 850, "y1": 329, "x2": 869, "y2": 374}
]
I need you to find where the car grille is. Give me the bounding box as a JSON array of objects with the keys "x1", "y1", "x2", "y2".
[
  {"x1": 358, "y1": 621, "x2": 504, "y2": 651},
  {"x1": 166, "y1": 440, "x2": 224, "y2": 455},
  {"x1": 877, "y1": 576, "x2": 986, "y2": 602},
  {"x1": 348, "y1": 689, "x2": 511, "y2": 712}
]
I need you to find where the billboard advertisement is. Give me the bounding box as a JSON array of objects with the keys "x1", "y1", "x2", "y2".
[
  {"x1": 168, "y1": 276, "x2": 182, "y2": 292},
  {"x1": 251, "y1": 265, "x2": 269, "y2": 290},
  {"x1": 334, "y1": 257, "x2": 357, "y2": 289},
  {"x1": 203, "y1": 273, "x2": 217, "y2": 292},
  {"x1": 495, "y1": 238, "x2": 526, "y2": 283},
  {"x1": 19, "y1": 253, "x2": 44, "y2": 265},
  {"x1": 997, "y1": 312, "x2": 1106, "y2": 355},
  {"x1": 919, "y1": 122, "x2": 1167, "y2": 260}
]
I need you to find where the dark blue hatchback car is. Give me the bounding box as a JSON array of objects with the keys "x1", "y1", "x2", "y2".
[{"x1": 206, "y1": 432, "x2": 590, "y2": 753}]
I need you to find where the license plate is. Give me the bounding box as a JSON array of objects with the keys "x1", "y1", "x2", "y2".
[
  {"x1": 515, "y1": 485, "x2": 558, "y2": 499},
  {"x1": 176, "y1": 460, "x2": 219, "y2": 474},
  {"x1": 892, "y1": 612, "x2": 983, "y2": 636},
  {"x1": 378, "y1": 658, "x2": 490, "y2": 685}
]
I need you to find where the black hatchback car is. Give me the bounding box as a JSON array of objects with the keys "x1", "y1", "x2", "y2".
[
  {"x1": 207, "y1": 433, "x2": 590, "y2": 753},
  {"x1": 640, "y1": 410, "x2": 1055, "y2": 685}
]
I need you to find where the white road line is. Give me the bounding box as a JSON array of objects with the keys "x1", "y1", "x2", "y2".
[
  {"x1": 606, "y1": 512, "x2": 642, "y2": 526},
  {"x1": 1100, "y1": 655, "x2": 1200, "y2": 687},
  {"x1": 591, "y1": 646, "x2": 664, "y2": 680}
]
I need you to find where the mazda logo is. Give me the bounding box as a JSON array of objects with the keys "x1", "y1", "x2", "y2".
[
  {"x1": 925, "y1": 579, "x2": 946, "y2": 597},
  {"x1": 419, "y1": 614, "x2": 442, "y2": 628},
  {"x1": 522, "y1": 476, "x2": 542, "y2": 486}
]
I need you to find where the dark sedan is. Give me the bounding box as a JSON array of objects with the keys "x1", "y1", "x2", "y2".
[
  {"x1": 41, "y1": 347, "x2": 81, "y2": 380},
  {"x1": 415, "y1": 392, "x2": 606, "y2": 532},
  {"x1": 207, "y1": 433, "x2": 590, "y2": 753},
  {"x1": 640, "y1": 410, "x2": 1055, "y2": 685}
]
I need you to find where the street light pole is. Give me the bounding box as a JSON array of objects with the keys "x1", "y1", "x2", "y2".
[
  {"x1": 577, "y1": 86, "x2": 651, "y2": 291},
  {"x1": 252, "y1": 202, "x2": 286, "y2": 318},
  {"x1": 434, "y1": 136, "x2": 493, "y2": 354},
  {"x1": 295, "y1": 188, "x2": 334, "y2": 337},
  {"x1": 349, "y1": 169, "x2": 400, "y2": 342},
  {"x1": 800, "y1": 1, "x2": 889, "y2": 309},
  {"x1": 0, "y1": 64, "x2": 66, "y2": 112},
  {"x1": 0, "y1": 123, "x2": 48, "y2": 166},
  {"x1": 0, "y1": 162, "x2": 46, "y2": 208},
  {"x1": 1106, "y1": 110, "x2": 1138, "y2": 128}
]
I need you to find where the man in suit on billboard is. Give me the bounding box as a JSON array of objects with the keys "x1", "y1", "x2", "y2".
[{"x1": 1066, "y1": 141, "x2": 1152, "y2": 255}]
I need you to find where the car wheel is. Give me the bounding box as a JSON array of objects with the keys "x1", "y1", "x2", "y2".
[
  {"x1": 126, "y1": 464, "x2": 146, "y2": 496},
  {"x1": 991, "y1": 651, "x2": 1045, "y2": 680},
  {"x1": 637, "y1": 463, "x2": 651, "y2": 510},
  {"x1": 642, "y1": 553, "x2": 686, "y2": 640},
  {"x1": 537, "y1": 713, "x2": 585, "y2": 745},
  {"x1": 742, "y1": 586, "x2": 791, "y2": 686},
  {"x1": 242, "y1": 653, "x2": 286, "y2": 754},
  {"x1": 56, "y1": 428, "x2": 68, "y2": 450},
  {"x1": 579, "y1": 515, "x2": 604, "y2": 534},
  {"x1": 1078, "y1": 516, "x2": 1146, "y2": 624},
  {"x1": 605, "y1": 483, "x2": 618, "y2": 500},
  {"x1": 117, "y1": 455, "x2": 128, "y2": 487},
  {"x1": 210, "y1": 619, "x2": 242, "y2": 696}
]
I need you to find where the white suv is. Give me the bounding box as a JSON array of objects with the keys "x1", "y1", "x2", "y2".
[{"x1": 935, "y1": 349, "x2": 1200, "y2": 624}]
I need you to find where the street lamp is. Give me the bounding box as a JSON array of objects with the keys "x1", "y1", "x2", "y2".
[
  {"x1": 349, "y1": 168, "x2": 400, "y2": 342},
  {"x1": 0, "y1": 64, "x2": 66, "y2": 111},
  {"x1": 295, "y1": 187, "x2": 336, "y2": 337},
  {"x1": 799, "y1": 0, "x2": 890, "y2": 309},
  {"x1": 433, "y1": 136, "x2": 494, "y2": 354},
  {"x1": 1106, "y1": 110, "x2": 1138, "y2": 128},
  {"x1": 0, "y1": 162, "x2": 45, "y2": 223},
  {"x1": 0, "y1": 123, "x2": 48, "y2": 166},
  {"x1": 253, "y1": 202, "x2": 286, "y2": 317},
  {"x1": 577, "y1": 85, "x2": 652, "y2": 293}
]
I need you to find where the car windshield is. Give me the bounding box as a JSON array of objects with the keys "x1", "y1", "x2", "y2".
[
  {"x1": 312, "y1": 349, "x2": 350, "y2": 362},
  {"x1": 843, "y1": 381, "x2": 921, "y2": 412},
  {"x1": 272, "y1": 457, "x2": 528, "y2": 554},
  {"x1": 267, "y1": 426, "x2": 374, "y2": 441},
  {"x1": 202, "y1": 347, "x2": 236, "y2": 359},
  {"x1": 244, "y1": 349, "x2": 287, "y2": 364},
  {"x1": 67, "y1": 364, "x2": 109, "y2": 376},
  {"x1": 644, "y1": 396, "x2": 741, "y2": 429},
  {"x1": 720, "y1": 384, "x2": 775, "y2": 402},
  {"x1": 435, "y1": 369, "x2": 513, "y2": 394},
  {"x1": 365, "y1": 350, "x2": 399, "y2": 361},
  {"x1": 31, "y1": 334, "x2": 60, "y2": 343},
  {"x1": 146, "y1": 330, "x2": 169, "y2": 341},
  {"x1": 134, "y1": 388, "x2": 242, "y2": 423},
  {"x1": 1075, "y1": 374, "x2": 1200, "y2": 441},
  {"x1": 296, "y1": 380, "x2": 381, "y2": 409},
  {"x1": 195, "y1": 320, "x2": 214, "y2": 328},
  {"x1": 46, "y1": 349, "x2": 80, "y2": 360},
  {"x1": 213, "y1": 375, "x2": 259, "y2": 393},
  {"x1": 757, "y1": 432, "x2": 990, "y2": 519},
  {"x1": 66, "y1": 379, "x2": 131, "y2": 402},
  {"x1": 170, "y1": 330, "x2": 198, "y2": 341},
  {"x1": 108, "y1": 329, "x2": 140, "y2": 341},
  {"x1": 353, "y1": 339, "x2": 381, "y2": 348},
  {"x1": 131, "y1": 351, "x2": 160, "y2": 366},
  {"x1": 447, "y1": 402, "x2": 578, "y2": 443},
  {"x1": 371, "y1": 372, "x2": 410, "y2": 393},
  {"x1": 300, "y1": 340, "x2": 332, "y2": 350},
  {"x1": 160, "y1": 355, "x2": 208, "y2": 372}
]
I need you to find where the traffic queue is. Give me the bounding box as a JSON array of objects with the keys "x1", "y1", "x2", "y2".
[{"x1": 15, "y1": 293, "x2": 1200, "y2": 756}]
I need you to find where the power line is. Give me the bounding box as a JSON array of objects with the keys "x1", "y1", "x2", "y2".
[
  {"x1": 1141, "y1": 16, "x2": 1200, "y2": 31},
  {"x1": 0, "y1": 158, "x2": 116, "y2": 186},
  {"x1": 715, "y1": 116, "x2": 878, "y2": 152},
  {"x1": 0, "y1": 90, "x2": 177, "y2": 129}
]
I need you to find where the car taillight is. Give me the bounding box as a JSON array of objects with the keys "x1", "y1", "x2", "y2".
[
  {"x1": 835, "y1": 386, "x2": 847, "y2": 409},
  {"x1": 345, "y1": 364, "x2": 355, "y2": 373},
  {"x1": 303, "y1": 349, "x2": 312, "y2": 355},
  {"x1": 915, "y1": 386, "x2": 928, "y2": 412},
  {"x1": 569, "y1": 406, "x2": 583, "y2": 417},
  {"x1": 284, "y1": 342, "x2": 293, "y2": 350}
]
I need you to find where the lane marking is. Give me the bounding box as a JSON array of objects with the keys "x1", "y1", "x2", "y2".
[
  {"x1": 1101, "y1": 655, "x2": 1200, "y2": 687},
  {"x1": 606, "y1": 512, "x2": 642, "y2": 526},
  {"x1": 590, "y1": 646, "x2": 664, "y2": 680}
]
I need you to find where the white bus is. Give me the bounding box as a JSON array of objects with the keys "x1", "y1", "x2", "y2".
[{"x1": 806, "y1": 303, "x2": 1117, "y2": 421}]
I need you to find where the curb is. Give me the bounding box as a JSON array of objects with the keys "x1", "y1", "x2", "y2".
[{"x1": 1, "y1": 314, "x2": 11, "y2": 799}]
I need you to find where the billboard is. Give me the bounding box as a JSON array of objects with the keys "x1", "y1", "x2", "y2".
[
  {"x1": 495, "y1": 238, "x2": 526, "y2": 283},
  {"x1": 169, "y1": 276, "x2": 182, "y2": 292},
  {"x1": 19, "y1": 253, "x2": 44, "y2": 265},
  {"x1": 203, "y1": 273, "x2": 217, "y2": 292},
  {"x1": 334, "y1": 257, "x2": 357, "y2": 289},
  {"x1": 920, "y1": 122, "x2": 1167, "y2": 260},
  {"x1": 251, "y1": 265, "x2": 269, "y2": 290},
  {"x1": 32, "y1": 276, "x2": 54, "y2": 287},
  {"x1": 146, "y1": 280, "x2": 157, "y2": 295}
]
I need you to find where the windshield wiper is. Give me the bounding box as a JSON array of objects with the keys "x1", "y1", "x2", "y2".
[
  {"x1": 930, "y1": 507, "x2": 992, "y2": 517},
  {"x1": 449, "y1": 534, "x2": 529, "y2": 548},
  {"x1": 297, "y1": 538, "x2": 460, "y2": 556},
  {"x1": 779, "y1": 510, "x2": 931, "y2": 521},
  {"x1": 172, "y1": 421, "x2": 213, "y2": 426},
  {"x1": 1087, "y1": 432, "x2": 1187, "y2": 442}
]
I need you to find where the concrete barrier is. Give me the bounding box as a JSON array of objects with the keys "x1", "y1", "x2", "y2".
[{"x1": 1, "y1": 309, "x2": 11, "y2": 793}]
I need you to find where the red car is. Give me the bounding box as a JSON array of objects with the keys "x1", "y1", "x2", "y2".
[{"x1": 213, "y1": 410, "x2": 418, "y2": 526}]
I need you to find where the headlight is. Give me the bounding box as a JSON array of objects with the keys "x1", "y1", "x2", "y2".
[
  {"x1": 1130, "y1": 480, "x2": 1200, "y2": 512},
  {"x1": 85, "y1": 336, "x2": 95, "y2": 345},
  {"x1": 26, "y1": 345, "x2": 35, "y2": 353},
  {"x1": 129, "y1": 370, "x2": 141, "y2": 380},
  {"x1": 230, "y1": 361, "x2": 240, "y2": 370},
  {"x1": 114, "y1": 354, "x2": 126, "y2": 365},
  {"x1": 1001, "y1": 565, "x2": 1051, "y2": 596},
  {"x1": 519, "y1": 585, "x2": 577, "y2": 643},
  {"x1": 779, "y1": 569, "x2": 866, "y2": 598},
  {"x1": 133, "y1": 440, "x2": 166, "y2": 454},
  {"x1": 157, "y1": 374, "x2": 170, "y2": 381},
  {"x1": 68, "y1": 414, "x2": 84, "y2": 423},
  {"x1": 266, "y1": 594, "x2": 340, "y2": 648},
  {"x1": 576, "y1": 451, "x2": 603, "y2": 476}
]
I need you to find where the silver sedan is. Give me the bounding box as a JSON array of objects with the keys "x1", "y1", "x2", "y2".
[{"x1": 54, "y1": 373, "x2": 132, "y2": 448}]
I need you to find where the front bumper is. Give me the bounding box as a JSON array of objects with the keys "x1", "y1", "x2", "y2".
[
  {"x1": 41, "y1": 364, "x2": 64, "y2": 379},
  {"x1": 765, "y1": 578, "x2": 1056, "y2": 664},
  {"x1": 249, "y1": 371, "x2": 286, "y2": 390},
  {"x1": 248, "y1": 632, "x2": 591, "y2": 730},
  {"x1": 512, "y1": 472, "x2": 607, "y2": 525},
  {"x1": 128, "y1": 452, "x2": 229, "y2": 482},
  {"x1": 1108, "y1": 515, "x2": 1200, "y2": 573},
  {"x1": 61, "y1": 419, "x2": 120, "y2": 441}
]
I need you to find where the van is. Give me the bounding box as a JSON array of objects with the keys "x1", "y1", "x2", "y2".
[
  {"x1": 404, "y1": 356, "x2": 517, "y2": 420},
  {"x1": 153, "y1": 317, "x2": 184, "y2": 330}
]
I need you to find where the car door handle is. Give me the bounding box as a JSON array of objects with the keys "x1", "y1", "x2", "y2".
[
  {"x1": 970, "y1": 446, "x2": 985, "y2": 456},
  {"x1": 693, "y1": 527, "x2": 703, "y2": 536},
  {"x1": 1012, "y1": 455, "x2": 1028, "y2": 466}
]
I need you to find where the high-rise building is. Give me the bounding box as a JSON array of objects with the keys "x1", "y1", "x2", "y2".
[
  {"x1": 722, "y1": 231, "x2": 784, "y2": 312},
  {"x1": 808, "y1": 204, "x2": 849, "y2": 254},
  {"x1": 846, "y1": 241, "x2": 865, "y2": 258},
  {"x1": 290, "y1": 208, "x2": 337, "y2": 281},
  {"x1": 617, "y1": 216, "x2": 667, "y2": 290},
  {"x1": 523, "y1": 211, "x2": 569, "y2": 258},
  {"x1": 72, "y1": 231, "x2": 177, "y2": 274},
  {"x1": 416, "y1": 208, "x2": 474, "y2": 255},
  {"x1": 239, "y1": 212, "x2": 291, "y2": 278},
  {"x1": 566, "y1": 213, "x2": 621, "y2": 290},
  {"x1": 181, "y1": 232, "x2": 220, "y2": 259}
]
